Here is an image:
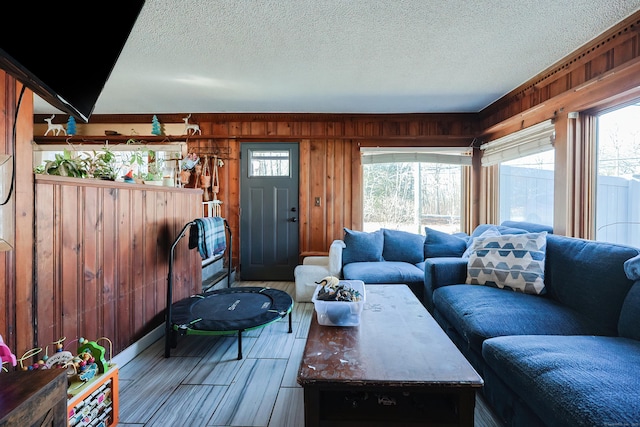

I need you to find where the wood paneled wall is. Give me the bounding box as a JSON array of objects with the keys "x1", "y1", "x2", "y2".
[
  {"x1": 79, "y1": 113, "x2": 477, "y2": 267},
  {"x1": 480, "y1": 11, "x2": 640, "y2": 139},
  {"x1": 1, "y1": 75, "x2": 35, "y2": 360},
  {"x1": 34, "y1": 176, "x2": 202, "y2": 355}
]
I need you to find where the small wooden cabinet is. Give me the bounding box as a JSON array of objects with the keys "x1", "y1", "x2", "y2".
[{"x1": 0, "y1": 369, "x2": 67, "y2": 427}]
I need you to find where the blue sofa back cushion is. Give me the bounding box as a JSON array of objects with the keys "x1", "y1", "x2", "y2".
[
  {"x1": 342, "y1": 228, "x2": 384, "y2": 265},
  {"x1": 500, "y1": 220, "x2": 553, "y2": 234},
  {"x1": 619, "y1": 281, "x2": 640, "y2": 340},
  {"x1": 424, "y1": 227, "x2": 468, "y2": 258},
  {"x1": 382, "y1": 228, "x2": 425, "y2": 264},
  {"x1": 482, "y1": 335, "x2": 640, "y2": 427},
  {"x1": 470, "y1": 224, "x2": 529, "y2": 239},
  {"x1": 544, "y1": 234, "x2": 640, "y2": 334}
]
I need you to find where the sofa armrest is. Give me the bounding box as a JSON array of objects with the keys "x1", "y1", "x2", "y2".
[
  {"x1": 423, "y1": 257, "x2": 469, "y2": 312},
  {"x1": 328, "y1": 239, "x2": 346, "y2": 277}
]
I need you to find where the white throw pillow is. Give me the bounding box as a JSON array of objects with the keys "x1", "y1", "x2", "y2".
[
  {"x1": 462, "y1": 227, "x2": 501, "y2": 258},
  {"x1": 466, "y1": 232, "x2": 547, "y2": 295}
]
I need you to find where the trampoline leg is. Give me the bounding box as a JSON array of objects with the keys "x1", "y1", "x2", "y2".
[
  {"x1": 165, "y1": 328, "x2": 178, "y2": 358},
  {"x1": 288, "y1": 311, "x2": 293, "y2": 333},
  {"x1": 237, "y1": 330, "x2": 243, "y2": 360}
]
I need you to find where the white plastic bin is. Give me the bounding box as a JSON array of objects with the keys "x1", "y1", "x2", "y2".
[{"x1": 311, "y1": 280, "x2": 366, "y2": 326}]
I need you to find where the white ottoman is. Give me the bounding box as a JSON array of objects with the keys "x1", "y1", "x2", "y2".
[
  {"x1": 294, "y1": 261, "x2": 330, "y2": 302},
  {"x1": 294, "y1": 240, "x2": 346, "y2": 303}
]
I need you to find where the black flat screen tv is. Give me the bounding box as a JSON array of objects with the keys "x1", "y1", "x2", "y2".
[{"x1": 0, "y1": 2, "x2": 145, "y2": 122}]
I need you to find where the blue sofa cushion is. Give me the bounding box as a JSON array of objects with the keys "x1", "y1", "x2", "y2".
[
  {"x1": 544, "y1": 234, "x2": 640, "y2": 334},
  {"x1": 342, "y1": 228, "x2": 384, "y2": 265},
  {"x1": 382, "y1": 228, "x2": 425, "y2": 264},
  {"x1": 625, "y1": 253, "x2": 640, "y2": 280},
  {"x1": 343, "y1": 261, "x2": 424, "y2": 284},
  {"x1": 619, "y1": 281, "x2": 640, "y2": 340},
  {"x1": 424, "y1": 227, "x2": 468, "y2": 258},
  {"x1": 482, "y1": 335, "x2": 640, "y2": 427},
  {"x1": 470, "y1": 223, "x2": 529, "y2": 238},
  {"x1": 466, "y1": 231, "x2": 547, "y2": 295},
  {"x1": 500, "y1": 220, "x2": 553, "y2": 234},
  {"x1": 433, "y1": 285, "x2": 610, "y2": 351}
]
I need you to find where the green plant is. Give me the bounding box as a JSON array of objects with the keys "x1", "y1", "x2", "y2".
[
  {"x1": 126, "y1": 148, "x2": 147, "y2": 179},
  {"x1": 145, "y1": 150, "x2": 164, "y2": 181},
  {"x1": 35, "y1": 150, "x2": 89, "y2": 178},
  {"x1": 87, "y1": 147, "x2": 121, "y2": 180}
]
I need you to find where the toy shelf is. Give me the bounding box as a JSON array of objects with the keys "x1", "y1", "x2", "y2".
[{"x1": 67, "y1": 364, "x2": 119, "y2": 427}]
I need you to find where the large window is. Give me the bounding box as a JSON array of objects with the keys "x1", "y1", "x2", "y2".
[
  {"x1": 596, "y1": 103, "x2": 640, "y2": 246},
  {"x1": 362, "y1": 149, "x2": 468, "y2": 234},
  {"x1": 499, "y1": 150, "x2": 555, "y2": 226},
  {"x1": 480, "y1": 120, "x2": 556, "y2": 227}
]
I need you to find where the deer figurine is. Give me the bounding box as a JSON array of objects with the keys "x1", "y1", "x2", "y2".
[
  {"x1": 43, "y1": 114, "x2": 67, "y2": 136},
  {"x1": 183, "y1": 114, "x2": 201, "y2": 135}
]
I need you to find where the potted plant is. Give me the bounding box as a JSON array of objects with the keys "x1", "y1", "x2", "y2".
[
  {"x1": 179, "y1": 152, "x2": 199, "y2": 187},
  {"x1": 144, "y1": 150, "x2": 164, "y2": 185},
  {"x1": 34, "y1": 149, "x2": 89, "y2": 178},
  {"x1": 125, "y1": 147, "x2": 147, "y2": 183},
  {"x1": 87, "y1": 147, "x2": 121, "y2": 181}
]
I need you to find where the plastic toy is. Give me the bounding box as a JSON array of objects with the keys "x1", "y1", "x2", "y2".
[{"x1": 0, "y1": 334, "x2": 17, "y2": 371}]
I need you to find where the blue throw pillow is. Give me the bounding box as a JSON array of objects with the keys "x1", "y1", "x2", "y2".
[
  {"x1": 342, "y1": 228, "x2": 384, "y2": 265},
  {"x1": 382, "y1": 228, "x2": 425, "y2": 264},
  {"x1": 424, "y1": 227, "x2": 468, "y2": 258}
]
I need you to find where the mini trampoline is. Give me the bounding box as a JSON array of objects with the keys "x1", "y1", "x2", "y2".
[{"x1": 164, "y1": 219, "x2": 293, "y2": 359}]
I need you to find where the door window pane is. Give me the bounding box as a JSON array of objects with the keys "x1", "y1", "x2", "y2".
[
  {"x1": 596, "y1": 104, "x2": 640, "y2": 246},
  {"x1": 248, "y1": 150, "x2": 290, "y2": 177},
  {"x1": 499, "y1": 150, "x2": 554, "y2": 226}
]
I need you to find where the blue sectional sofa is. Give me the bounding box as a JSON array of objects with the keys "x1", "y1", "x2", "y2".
[
  {"x1": 424, "y1": 226, "x2": 640, "y2": 426},
  {"x1": 338, "y1": 222, "x2": 545, "y2": 304},
  {"x1": 339, "y1": 227, "x2": 429, "y2": 301}
]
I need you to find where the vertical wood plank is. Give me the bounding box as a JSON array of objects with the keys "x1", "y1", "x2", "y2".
[
  {"x1": 102, "y1": 187, "x2": 118, "y2": 342},
  {"x1": 35, "y1": 182, "x2": 55, "y2": 350},
  {"x1": 298, "y1": 140, "x2": 311, "y2": 254},
  {"x1": 116, "y1": 188, "x2": 132, "y2": 351},
  {"x1": 82, "y1": 186, "x2": 99, "y2": 339},
  {"x1": 61, "y1": 184, "x2": 80, "y2": 342},
  {"x1": 13, "y1": 81, "x2": 35, "y2": 355}
]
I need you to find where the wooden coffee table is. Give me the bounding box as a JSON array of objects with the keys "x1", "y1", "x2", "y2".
[{"x1": 297, "y1": 284, "x2": 483, "y2": 427}]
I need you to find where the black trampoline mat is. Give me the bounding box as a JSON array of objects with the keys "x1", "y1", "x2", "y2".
[{"x1": 171, "y1": 287, "x2": 293, "y2": 332}]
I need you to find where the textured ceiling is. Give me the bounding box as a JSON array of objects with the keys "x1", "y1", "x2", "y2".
[{"x1": 34, "y1": 0, "x2": 640, "y2": 116}]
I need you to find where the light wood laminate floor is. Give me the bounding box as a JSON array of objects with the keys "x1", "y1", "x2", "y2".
[{"x1": 117, "y1": 281, "x2": 503, "y2": 426}]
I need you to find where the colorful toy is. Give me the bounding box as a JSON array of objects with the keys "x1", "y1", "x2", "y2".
[
  {"x1": 0, "y1": 334, "x2": 17, "y2": 371},
  {"x1": 76, "y1": 337, "x2": 108, "y2": 374}
]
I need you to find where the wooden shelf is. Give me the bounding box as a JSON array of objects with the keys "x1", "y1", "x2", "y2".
[
  {"x1": 33, "y1": 134, "x2": 477, "y2": 144},
  {"x1": 33, "y1": 135, "x2": 190, "y2": 145}
]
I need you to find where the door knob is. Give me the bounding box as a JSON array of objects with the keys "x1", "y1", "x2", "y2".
[{"x1": 289, "y1": 217, "x2": 298, "y2": 222}]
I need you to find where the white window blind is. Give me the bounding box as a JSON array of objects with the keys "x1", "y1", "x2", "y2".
[
  {"x1": 480, "y1": 120, "x2": 555, "y2": 165},
  {"x1": 361, "y1": 148, "x2": 472, "y2": 166}
]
